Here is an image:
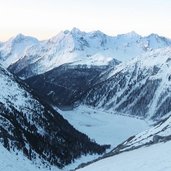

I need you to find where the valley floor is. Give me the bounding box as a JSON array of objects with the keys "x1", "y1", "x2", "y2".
[
  {"x1": 59, "y1": 105, "x2": 149, "y2": 148},
  {"x1": 57, "y1": 105, "x2": 149, "y2": 170},
  {"x1": 77, "y1": 140, "x2": 171, "y2": 171}
]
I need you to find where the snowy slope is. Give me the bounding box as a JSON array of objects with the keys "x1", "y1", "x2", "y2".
[
  {"x1": 83, "y1": 46, "x2": 171, "y2": 120},
  {"x1": 0, "y1": 143, "x2": 60, "y2": 171},
  {"x1": 0, "y1": 34, "x2": 39, "y2": 67},
  {"x1": 7, "y1": 28, "x2": 171, "y2": 78},
  {"x1": 111, "y1": 116, "x2": 171, "y2": 153},
  {"x1": 77, "y1": 114, "x2": 171, "y2": 171},
  {"x1": 59, "y1": 105, "x2": 149, "y2": 148},
  {"x1": 0, "y1": 64, "x2": 107, "y2": 170},
  {"x1": 77, "y1": 141, "x2": 171, "y2": 171}
]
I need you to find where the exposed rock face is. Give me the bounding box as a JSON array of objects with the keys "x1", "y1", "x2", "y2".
[{"x1": 24, "y1": 63, "x2": 117, "y2": 107}]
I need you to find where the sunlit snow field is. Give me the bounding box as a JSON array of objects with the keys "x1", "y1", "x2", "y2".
[{"x1": 78, "y1": 141, "x2": 171, "y2": 171}]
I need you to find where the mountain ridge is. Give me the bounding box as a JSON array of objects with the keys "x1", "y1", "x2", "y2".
[{"x1": 0, "y1": 28, "x2": 170, "y2": 78}]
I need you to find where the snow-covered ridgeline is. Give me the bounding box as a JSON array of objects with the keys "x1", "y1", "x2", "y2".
[{"x1": 1, "y1": 28, "x2": 171, "y2": 78}]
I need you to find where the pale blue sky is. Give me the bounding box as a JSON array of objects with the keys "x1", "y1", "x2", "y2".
[{"x1": 0, "y1": 0, "x2": 171, "y2": 41}]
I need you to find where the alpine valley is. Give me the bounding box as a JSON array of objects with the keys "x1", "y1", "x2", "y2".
[{"x1": 0, "y1": 28, "x2": 171, "y2": 171}]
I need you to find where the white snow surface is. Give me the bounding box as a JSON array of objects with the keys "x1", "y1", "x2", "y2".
[
  {"x1": 58, "y1": 105, "x2": 149, "y2": 148},
  {"x1": 0, "y1": 142, "x2": 100, "y2": 171},
  {"x1": 76, "y1": 109, "x2": 171, "y2": 171},
  {"x1": 77, "y1": 140, "x2": 171, "y2": 171},
  {"x1": 0, "y1": 143, "x2": 62, "y2": 171},
  {"x1": 118, "y1": 116, "x2": 171, "y2": 150}
]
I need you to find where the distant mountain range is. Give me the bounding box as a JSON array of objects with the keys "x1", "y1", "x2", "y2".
[{"x1": 0, "y1": 28, "x2": 171, "y2": 78}]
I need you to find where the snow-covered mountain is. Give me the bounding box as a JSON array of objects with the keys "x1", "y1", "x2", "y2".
[
  {"x1": 5, "y1": 28, "x2": 171, "y2": 78},
  {"x1": 83, "y1": 47, "x2": 171, "y2": 120},
  {"x1": 77, "y1": 115, "x2": 171, "y2": 171},
  {"x1": 0, "y1": 64, "x2": 107, "y2": 170},
  {"x1": 3, "y1": 29, "x2": 170, "y2": 120},
  {"x1": 0, "y1": 34, "x2": 39, "y2": 67}
]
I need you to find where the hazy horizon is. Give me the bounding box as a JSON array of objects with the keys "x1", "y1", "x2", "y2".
[
  {"x1": 0, "y1": 0, "x2": 171, "y2": 41},
  {"x1": 1, "y1": 28, "x2": 171, "y2": 42}
]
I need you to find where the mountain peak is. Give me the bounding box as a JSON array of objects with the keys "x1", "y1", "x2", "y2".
[
  {"x1": 147, "y1": 33, "x2": 161, "y2": 39},
  {"x1": 71, "y1": 27, "x2": 82, "y2": 34},
  {"x1": 90, "y1": 30, "x2": 107, "y2": 37},
  {"x1": 9, "y1": 33, "x2": 26, "y2": 42},
  {"x1": 117, "y1": 31, "x2": 141, "y2": 38},
  {"x1": 124, "y1": 31, "x2": 140, "y2": 37},
  {"x1": 8, "y1": 34, "x2": 38, "y2": 44},
  {"x1": 15, "y1": 33, "x2": 26, "y2": 39}
]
